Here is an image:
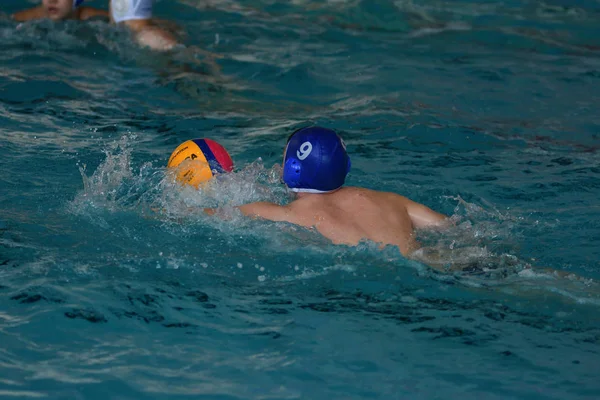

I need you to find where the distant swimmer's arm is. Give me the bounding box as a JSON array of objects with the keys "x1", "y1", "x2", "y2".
[
  {"x1": 12, "y1": 6, "x2": 45, "y2": 22},
  {"x1": 79, "y1": 7, "x2": 110, "y2": 20},
  {"x1": 404, "y1": 198, "x2": 449, "y2": 229}
]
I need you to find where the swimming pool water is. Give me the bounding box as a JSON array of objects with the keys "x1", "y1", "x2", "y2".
[{"x1": 1, "y1": 0, "x2": 600, "y2": 398}]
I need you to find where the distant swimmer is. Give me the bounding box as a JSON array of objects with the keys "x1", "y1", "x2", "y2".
[
  {"x1": 12, "y1": 0, "x2": 108, "y2": 22},
  {"x1": 204, "y1": 126, "x2": 450, "y2": 261},
  {"x1": 109, "y1": 0, "x2": 178, "y2": 51}
]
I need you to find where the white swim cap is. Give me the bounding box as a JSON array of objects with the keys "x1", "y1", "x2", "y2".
[
  {"x1": 111, "y1": 0, "x2": 153, "y2": 23},
  {"x1": 73, "y1": 0, "x2": 85, "y2": 9}
]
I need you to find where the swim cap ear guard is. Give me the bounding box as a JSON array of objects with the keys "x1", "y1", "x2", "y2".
[
  {"x1": 283, "y1": 157, "x2": 302, "y2": 187},
  {"x1": 282, "y1": 127, "x2": 351, "y2": 193}
]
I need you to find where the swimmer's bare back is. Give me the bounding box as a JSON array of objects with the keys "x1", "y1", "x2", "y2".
[{"x1": 235, "y1": 187, "x2": 448, "y2": 256}]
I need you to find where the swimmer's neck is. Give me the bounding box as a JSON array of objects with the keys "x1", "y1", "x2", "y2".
[{"x1": 293, "y1": 188, "x2": 346, "y2": 198}]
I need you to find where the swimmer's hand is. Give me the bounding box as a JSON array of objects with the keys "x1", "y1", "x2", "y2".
[
  {"x1": 202, "y1": 206, "x2": 241, "y2": 220},
  {"x1": 408, "y1": 246, "x2": 470, "y2": 273}
]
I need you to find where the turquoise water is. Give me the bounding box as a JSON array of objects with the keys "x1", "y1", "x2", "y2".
[{"x1": 1, "y1": 0, "x2": 600, "y2": 398}]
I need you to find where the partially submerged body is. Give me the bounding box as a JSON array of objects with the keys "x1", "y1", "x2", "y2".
[
  {"x1": 109, "y1": 0, "x2": 178, "y2": 51},
  {"x1": 236, "y1": 187, "x2": 448, "y2": 257},
  {"x1": 223, "y1": 127, "x2": 449, "y2": 259}
]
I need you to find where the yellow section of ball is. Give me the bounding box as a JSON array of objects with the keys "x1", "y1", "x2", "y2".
[{"x1": 167, "y1": 140, "x2": 214, "y2": 187}]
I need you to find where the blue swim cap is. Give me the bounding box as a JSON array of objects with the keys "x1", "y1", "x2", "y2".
[
  {"x1": 283, "y1": 127, "x2": 351, "y2": 193},
  {"x1": 73, "y1": 0, "x2": 85, "y2": 9}
]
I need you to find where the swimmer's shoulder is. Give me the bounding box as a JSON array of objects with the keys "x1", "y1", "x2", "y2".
[
  {"x1": 335, "y1": 186, "x2": 376, "y2": 198},
  {"x1": 324, "y1": 187, "x2": 378, "y2": 208},
  {"x1": 337, "y1": 186, "x2": 406, "y2": 203},
  {"x1": 339, "y1": 188, "x2": 422, "y2": 219},
  {"x1": 12, "y1": 6, "x2": 45, "y2": 22},
  {"x1": 79, "y1": 7, "x2": 109, "y2": 21}
]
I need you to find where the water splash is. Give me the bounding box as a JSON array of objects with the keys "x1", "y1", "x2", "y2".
[{"x1": 68, "y1": 135, "x2": 289, "y2": 231}]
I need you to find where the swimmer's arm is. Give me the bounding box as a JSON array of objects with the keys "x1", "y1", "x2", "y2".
[
  {"x1": 203, "y1": 202, "x2": 291, "y2": 223},
  {"x1": 79, "y1": 7, "x2": 110, "y2": 20},
  {"x1": 404, "y1": 199, "x2": 450, "y2": 229},
  {"x1": 237, "y1": 202, "x2": 292, "y2": 223},
  {"x1": 12, "y1": 6, "x2": 45, "y2": 22}
]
